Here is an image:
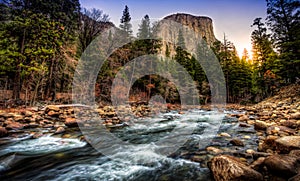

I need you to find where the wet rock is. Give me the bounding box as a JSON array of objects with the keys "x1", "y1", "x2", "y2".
[
  {"x1": 208, "y1": 155, "x2": 263, "y2": 181},
  {"x1": 230, "y1": 139, "x2": 244, "y2": 147},
  {"x1": 32, "y1": 132, "x2": 43, "y2": 139},
  {"x1": 65, "y1": 117, "x2": 77, "y2": 127},
  {"x1": 0, "y1": 126, "x2": 8, "y2": 137},
  {"x1": 219, "y1": 132, "x2": 231, "y2": 137},
  {"x1": 55, "y1": 127, "x2": 65, "y2": 134},
  {"x1": 243, "y1": 135, "x2": 251, "y2": 139},
  {"x1": 206, "y1": 146, "x2": 223, "y2": 154},
  {"x1": 246, "y1": 149, "x2": 255, "y2": 154},
  {"x1": 264, "y1": 154, "x2": 298, "y2": 179},
  {"x1": 239, "y1": 123, "x2": 251, "y2": 127},
  {"x1": 238, "y1": 115, "x2": 249, "y2": 122},
  {"x1": 191, "y1": 155, "x2": 205, "y2": 162},
  {"x1": 254, "y1": 120, "x2": 268, "y2": 130},
  {"x1": 274, "y1": 136, "x2": 300, "y2": 153},
  {"x1": 178, "y1": 111, "x2": 185, "y2": 115}
]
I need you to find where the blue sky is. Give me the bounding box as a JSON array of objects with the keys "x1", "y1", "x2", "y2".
[{"x1": 80, "y1": 0, "x2": 267, "y2": 57}]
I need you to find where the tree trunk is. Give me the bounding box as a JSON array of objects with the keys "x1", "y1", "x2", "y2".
[
  {"x1": 12, "y1": 66, "x2": 21, "y2": 100},
  {"x1": 45, "y1": 56, "x2": 56, "y2": 101}
]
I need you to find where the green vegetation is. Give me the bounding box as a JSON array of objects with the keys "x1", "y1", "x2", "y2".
[{"x1": 0, "y1": 0, "x2": 299, "y2": 106}]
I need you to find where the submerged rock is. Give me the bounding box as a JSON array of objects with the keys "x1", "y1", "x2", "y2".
[{"x1": 208, "y1": 155, "x2": 263, "y2": 181}]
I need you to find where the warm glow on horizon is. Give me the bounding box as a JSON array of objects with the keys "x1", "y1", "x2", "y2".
[{"x1": 237, "y1": 44, "x2": 253, "y2": 60}]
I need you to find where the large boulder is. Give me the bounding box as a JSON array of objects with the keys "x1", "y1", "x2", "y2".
[
  {"x1": 208, "y1": 155, "x2": 263, "y2": 181},
  {"x1": 264, "y1": 154, "x2": 298, "y2": 179},
  {"x1": 274, "y1": 136, "x2": 300, "y2": 153}
]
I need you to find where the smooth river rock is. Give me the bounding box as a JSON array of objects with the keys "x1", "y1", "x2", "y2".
[
  {"x1": 264, "y1": 154, "x2": 298, "y2": 179},
  {"x1": 208, "y1": 155, "x2": 263, "y2": 181},
  {"x1": 274, "y1": 136, "x2": 300, "y2": 153}
]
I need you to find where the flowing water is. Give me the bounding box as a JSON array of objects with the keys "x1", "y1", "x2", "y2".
[{"x1": 0, "y1": 109, "x2": 258, "y2": 181}]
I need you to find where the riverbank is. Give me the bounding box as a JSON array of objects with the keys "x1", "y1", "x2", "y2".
[{"x1": 208, "y1": 84, "x2": 300, "y2": 181}]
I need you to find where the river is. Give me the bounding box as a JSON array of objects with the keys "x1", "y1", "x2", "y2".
[{"x1": 0, "y1": 109, "x2": 258, "y2": 181}]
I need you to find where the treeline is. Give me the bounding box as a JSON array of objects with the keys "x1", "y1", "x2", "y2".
[
  {"x1": 0, "y1": 0, "x2": 81, "y2": 103},
  {"x1": 0, "y1": 0, "x2": 299, "y2": 106},
  {"x1": 0, "y1": 0, "x2": 110, "y2": 105}
]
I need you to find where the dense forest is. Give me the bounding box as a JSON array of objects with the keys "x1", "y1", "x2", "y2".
[{"x1": 0, "y1": 0, "x2": 299, "y2": 106}]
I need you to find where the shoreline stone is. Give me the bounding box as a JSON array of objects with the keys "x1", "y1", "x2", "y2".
[{"x1": 208, "y1": 155, "x2": 263, "y2": 181}]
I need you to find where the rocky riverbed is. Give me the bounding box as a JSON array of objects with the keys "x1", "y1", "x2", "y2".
[
  {"x1": 209, "y1": 84, "x2": 300, "y2": 181},
  {"x1": 0, "y1": 84, "x2": 299, "y2": 181}
]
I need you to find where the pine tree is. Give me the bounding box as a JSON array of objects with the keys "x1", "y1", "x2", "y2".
[
  {"x1": 251, "y1": 17, "x2": 278, "y2": 99},
  {"x1": 242, "y1": 48, "x2": 250, "y2": 62},
  {"x1": 137, "y1": 15, "x2": 151, "y2": 39},
  {"x1": 266, "y1": 0, "x2": 300, "y2": 83},
  {"x1": 119, "y1": 5, "x2": 132, "y2": 37},
  {"x1": 251, "y1": 18, "x2": 274, "y2": 72},
  {"x1": 212, "y1": 35, "x2": 252, "y2": 103}
]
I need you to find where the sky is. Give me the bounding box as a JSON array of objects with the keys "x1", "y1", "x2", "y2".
[{"x1": 80, "y1": 0, "x2": 267, "y2": 58}]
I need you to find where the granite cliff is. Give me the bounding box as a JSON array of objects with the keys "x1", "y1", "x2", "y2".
[
  {"x1": 163, "y1": 13, "x2": 217, "y2": 46},
  {"x1": 155, "y1": 13, "x2": 218, "y2": 57}
]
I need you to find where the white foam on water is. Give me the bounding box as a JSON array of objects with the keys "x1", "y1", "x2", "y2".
[
  {"x1": 1, "y1": 136, "x2": 87, "y2": 155},
  {"x1": 48, "y1": 146, "x2": 200, "y2": 181}
]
